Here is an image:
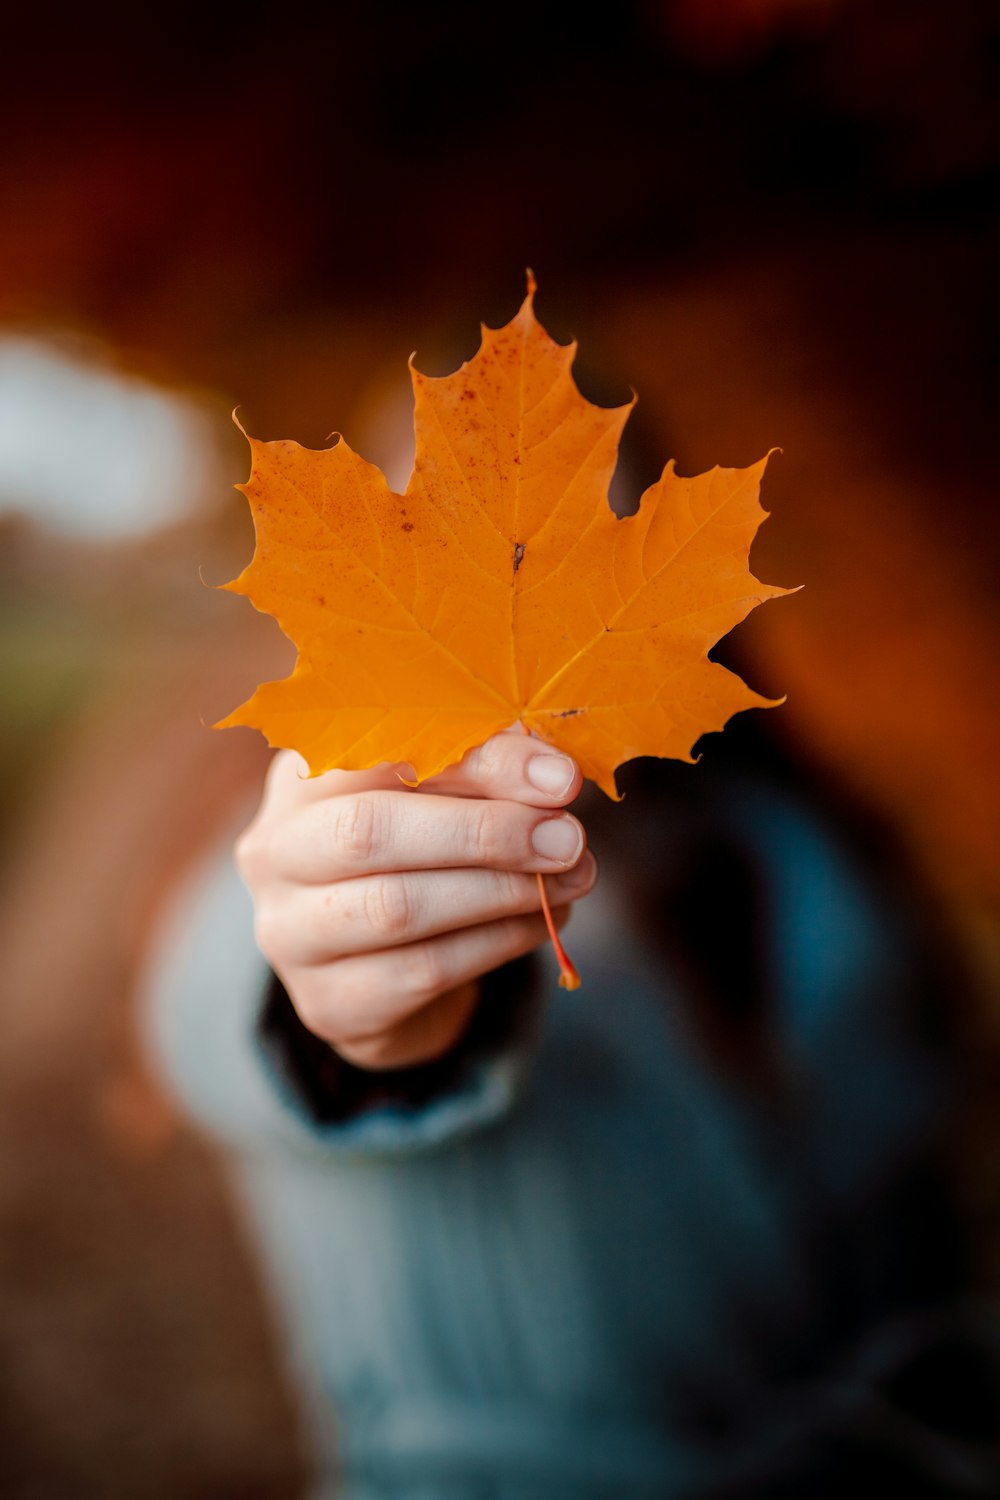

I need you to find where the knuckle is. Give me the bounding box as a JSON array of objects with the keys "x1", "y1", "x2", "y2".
[
  {"x1": 467, "y1": 734, "x2": 508, "y2": 785},
  {"x1": 294, "y1": 962, "x2": 360, "y2": 1042},
  {"x1": 363, "y1": 876, "x2": 414, "y2": 943},
  {"x1": 233, "y1": 824, "x2": 263, "y2": 878},
  {"x1": 496, "y1": 868, "x2": 530, "y2": 911},
  {"x1": 335, "y1": 793, "x2": 382, "y2": 865},
  {"x1": 292, "y1": 982, "x2": 337, "y2": 1043},
  {"x1": 252, "y1": 905, "x2": 285, "y2": 964},
  {"x1": 469, "y1": 802, "x2": 507, "y2": 865},
  {"x1": 397, "y1": 942, "x2": 444, "y2": 1005},
  {"x1": 265, "y1": 749, "x2": 307, "y2": 799}
]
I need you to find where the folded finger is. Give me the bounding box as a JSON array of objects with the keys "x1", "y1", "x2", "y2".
[
  {"x1": 420, "y1": 730, "x2": 581, "y2": 807},
  {"x1": 291, "y1": 906, "x2": 572, "y2": 1046},
  {"x1": 264, "y1": 748, "x2": 416, "y2": 806},
  {"x1": 270, "y1": 790, "x2": 587, "y2": 883},
  {"x1": 275, "y1": 855, "x2": 597, "y2": 964}
]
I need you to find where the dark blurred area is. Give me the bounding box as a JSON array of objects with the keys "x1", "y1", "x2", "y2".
[{"x1": 0, "y1": 2, "x2": 997, "y2": 1496}]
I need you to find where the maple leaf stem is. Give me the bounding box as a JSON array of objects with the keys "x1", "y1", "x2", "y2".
[
  {"x1": 519, "y1": 721, "x2": 581, "y2": 990},
  {"x1": 535, "y1": 872, "x2": 582, "y2": 991}
]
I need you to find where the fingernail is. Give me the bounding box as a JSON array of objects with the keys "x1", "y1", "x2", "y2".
[
  {"x1": 555, "y1": 852, "x2": 595, "y2": 890},
  {"x1": 526, "y1": 752, "x2": 576, "y2": 798},
  {"x1": 531, "y1": 816, "x2": 583, "y2": 863}
]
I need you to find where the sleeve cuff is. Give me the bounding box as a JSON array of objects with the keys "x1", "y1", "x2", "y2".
[
  {"x1": 253, "y1": 956, "x2": 546, "y2": 1158},
  {"x1": 142, "y1": 845, "x2": 548, "y2": 1162}
]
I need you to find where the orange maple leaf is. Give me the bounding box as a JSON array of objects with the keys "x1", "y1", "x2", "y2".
[{"x1": 219, "y1": 278, "x2": 789, "y2": 799}]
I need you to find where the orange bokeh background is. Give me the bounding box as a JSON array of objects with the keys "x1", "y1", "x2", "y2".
[{"x1": 0, "y1": 3, "x2": 997, "y2": 1495}]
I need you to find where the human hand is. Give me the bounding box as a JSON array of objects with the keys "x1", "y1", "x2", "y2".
[{"x1": 235, "y1": 733, "x2": 596, "y2": 1070}]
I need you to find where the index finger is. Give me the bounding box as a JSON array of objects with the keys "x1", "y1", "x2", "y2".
[
  {"x1": 266, "y1": 731, "x2": 582, "y2": 811},
  {"x1": 420, "y1": 731, "x2": 581, "y2": 807},
  {"x1": 263, "y1": 750, "x2": 419, "y2": 808}
]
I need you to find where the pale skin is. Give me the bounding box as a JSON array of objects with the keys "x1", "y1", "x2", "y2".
[{"x1": 235, "y1": 731, "x2": 596, "y2": 1071}]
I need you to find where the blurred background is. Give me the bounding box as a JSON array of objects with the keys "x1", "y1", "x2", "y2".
[{"x1": 0, "y1": 1, "x2": 997, "y2": 1495}]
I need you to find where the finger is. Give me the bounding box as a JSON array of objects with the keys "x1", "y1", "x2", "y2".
[
  {"x1": 274, "y1": 854, "x2": 597, "y2": 964},
  {"x1": 264, "y1": 749, "x2": 416, "y2": 808},
  {"x1": 332, "y1": 980, "x2": 481, "y2": 1070},
  {"x1": 290, "y1": 906, "x2": 573, "y2": 1046},
  {"x1": 421, "y1": 731, "x2": 581, "y2": 806},
  {"x1": 266, "y1": 730, "x2": 581, "y2": 811},
  {"x1": 270, "y1": 790, "x2": 587, "y2": 883}
]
